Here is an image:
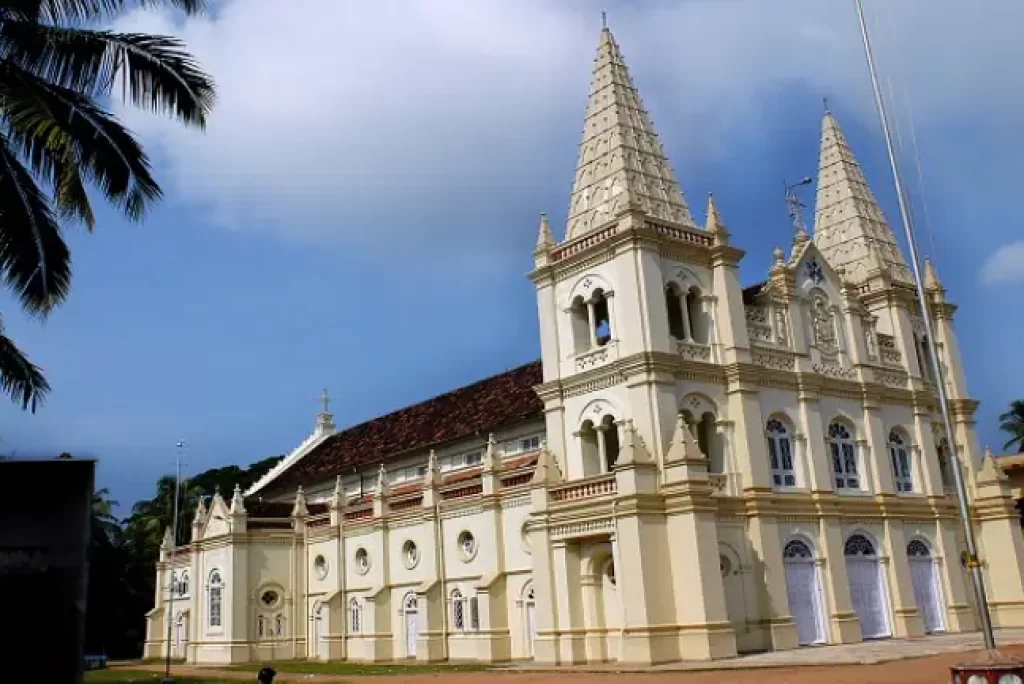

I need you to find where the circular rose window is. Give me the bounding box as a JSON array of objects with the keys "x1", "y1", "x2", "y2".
[
  {"x1": 402, "y1": 540, "x2": 419, "y2": 569},
  {"x1": 260, "y1": 589, "x2": 280, "y2": 609},
  {"x1": 354, "y1": 547, "x2": 370, "y2": 575},
  {"x1": 457, "y1": 530, "x2": 477, "y2": 562},
  {"x1": 314, "y1": 554, "x2": 328, "y2": 580}
]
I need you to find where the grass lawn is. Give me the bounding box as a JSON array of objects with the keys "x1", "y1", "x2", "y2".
[
  {"x1": 229, "y1": 660, "x2": 491, "y2": 676},
  {"x1": 84, "y1": 672, "x2": 233, "y2": 684}
]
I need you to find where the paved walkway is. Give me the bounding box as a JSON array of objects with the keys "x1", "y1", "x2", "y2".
[
  {"x1": 113, "y1": 629, "x2": 1024, "y2": 683},
  {"x1": 503, "y1": 628, "x2": 1024, "y2": 671}
]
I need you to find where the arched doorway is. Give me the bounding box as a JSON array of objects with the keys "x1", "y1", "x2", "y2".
[
  {"x1": 844, "y1": 534, "x2": 891, "y2": 639},
  {"x1": 523, "y1": 583, "x2": 537, "y2": 658},
  {"x1": 312, "y1": 601, "x2": 329, "y2": 660},
  {"x1": 403, "y1": 593, "x2": 419, "y2": 658},
  {"x1": 173, "y1": 611, "x2": 188, "y2": 658},
  {"x1": 907, "y1": 540, "x2": 945, "y2": 633},
  {"x1": 782, "y1": 540, "x2": 825, "y2": 645},
  {"x1": 719, "y1": 547, "x2": 748, "y2": 641}
]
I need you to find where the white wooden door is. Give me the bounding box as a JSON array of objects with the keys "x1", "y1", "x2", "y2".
[
  {"x1": 525, "y1": 602, "x2": 536, "y2": 657},
  {"x1": 785, "y1": 561, "x2": 824, "y2": 645},
  {"x1": 847, "y1": 558, "x2": 890, "y2": 639},
  {"x1": 910, "y1": 558, "x2": 944, "y2": 633},
  {"x1": 405, "y1": 610, "x2": 418, "y2": 657},
  {"x1": 174, "y1": 613, "x2": 187, "y2": 658}
]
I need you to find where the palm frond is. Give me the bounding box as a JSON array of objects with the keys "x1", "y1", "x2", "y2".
[
  {"x1": 0, "y1": 316, "x2": 49, "y2": 410},
  {"x1": 0, "y1": 134, "x2": 71, "y2": 315},
  {"x1": 2, "y1": 60, "x2": 162, "y2": 222},
  {"x1": 0, "y1": 0, "x2": 206, "y2": 24},
  {"x1": 0, "y1": 22, "x2": 214, "y2": 126}
]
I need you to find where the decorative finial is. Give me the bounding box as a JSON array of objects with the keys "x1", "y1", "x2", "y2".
[
  {"x1": 320, "y1": 388, "x2": 330, "y2": 414},
  {"x1": 823, "y1": 96, "x2": 830, "y2": 114},
  {"x1": 774, "y1": 247, "x2": 786, "y2": 266},
  {"x1": 602, "y1": 10, "x2": 607, "y2": 28},
  {"x1": 536, "y1": 211, "x2": 555, "y2": 250}
]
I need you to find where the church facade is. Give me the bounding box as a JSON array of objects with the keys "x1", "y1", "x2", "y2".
[{"x1": 144, "y1": 27, "x2": 1024, "y2": 666}]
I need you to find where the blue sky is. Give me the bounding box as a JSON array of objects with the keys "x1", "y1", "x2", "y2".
[{"x1": 1, "y1": 0, "x2": 1022, "y2": 511}]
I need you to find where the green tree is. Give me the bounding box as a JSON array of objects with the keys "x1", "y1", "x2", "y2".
[
  {"x1": 1000, "y1": 399, "x2": 1024, "y2": 453},
  {"x1": 0, "y1": 0, "x2": 215, "y2": 411}
]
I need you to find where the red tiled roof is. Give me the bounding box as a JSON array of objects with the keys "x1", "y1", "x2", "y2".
[{"x1": 263, "y1": 361, "x2": 544, "y2": 496}]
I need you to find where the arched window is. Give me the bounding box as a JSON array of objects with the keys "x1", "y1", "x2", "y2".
[
  {"x1": 579, "y1": 415, "x2": 620, "y2": 476},
  {"x1": 888, "y1": 430, "x2": 913, "y2": 493},
  {"x1": 686, "y1": 287, "x2": 704, "y2": 344},
  {"x1": 257, "y1": 615, "x2": 266, "y2": 639},
  {"x1": 766, "y1": 419, "x2": 796, "y2": 488},
  {"x1": 451, "y1": 589, "x2": 466, "y2": 631},
  {"x1": 666, "y1": 284, "x2": 685, "y2": 340},
  {"x1": 404, "y1": 593, "x2": 418, "y2": 612},
  {"x1": 827, "y1": 422, "x2": 859, "y2": 491},
  {"x1": 178, "y1": 570, "x2": 189, "y2": 597},
  {"x1": 593, "y1": 289, "x2": 611, "y2": 346},
  {"x1": 604, "y1": 559, "x2": 617, "y2": 587},
  {"x1": 682, "y1": 408, "x2": 721, "y2": 473},
  {"x1": 349, "y1": 598, "x2": 362, "y2": 634},
  {"x1": 275, "y1": 614, "x2": 285, "y2": 636},
  {"x1": 937, "y1": 438, "x2": 954, "y2": 489},
  {"x1": 469, "y1": 596, "x2": 480, "y2": 631},
  {"x1": 907, "y1": 540, "x2": 930, "y2": 557},
  {"x1": 208, "y1": 570, "x2": 223, "y2": 628},
  {"x1": 843, "y1": 534, "x2": 876, "y2": 557},
  {"x1": 914, "y1": 333, "x2": 934, "y2": 382},
  {"x1": 570, "y1": 289, "x2": 613, "y2": 353},
  {"x1": 783, "y1": 539, "x2": 814, "y2": 559}
]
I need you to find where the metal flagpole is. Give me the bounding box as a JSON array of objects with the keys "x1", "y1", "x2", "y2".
[
  {"x1": 163, "y1": 441, "x2": 186, "y2": 683},
  {"x1": 853, "y1": 0, "x2": 996, "y2": 649}
]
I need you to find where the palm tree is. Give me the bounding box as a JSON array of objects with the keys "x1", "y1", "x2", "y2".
[
  {"x1": 1000, "y1": 400, "x2": 1024, "y2": 454},
  {"x1": 0, "y1": 0, "x2": 215, "y2": 410}
]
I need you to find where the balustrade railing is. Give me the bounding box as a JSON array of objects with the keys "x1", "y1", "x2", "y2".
[{"x1": 550, "y1": 474, "x2": 617, "y2": 502}]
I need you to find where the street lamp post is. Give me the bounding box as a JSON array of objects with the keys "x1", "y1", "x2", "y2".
[
  {"x1": 162, "y1": 441, "x2": 186, "y2": 684},
  {"x1": 852, "y1": 1, "x2": 1007, "y2": 664}
]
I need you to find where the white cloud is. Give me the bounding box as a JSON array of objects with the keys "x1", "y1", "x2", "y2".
[
  {"x1": 981, "y1": 241, "x2": 1024, "y2": 285},
  {"x1": 112, "y1": 0, "x2": 1024, "y2": 248}
]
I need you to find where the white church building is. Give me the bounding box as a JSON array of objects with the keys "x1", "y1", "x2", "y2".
[{"x1": 145, "y1": 26, "x2": 1024, "y2": 665}]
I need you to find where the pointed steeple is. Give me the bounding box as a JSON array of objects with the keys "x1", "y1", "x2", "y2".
[
  {"x1": 535, "y1": 212, "x2": 555, "y2": 251},
  {"x1": 925, "y1": 258, "x2": 942, "y2": 290},
  {"x1": 229, "y1": 483, "x2": 246, "y2": 515},
  {"x1": 705, "y1": 193, "x2": 729, "y2": 245},
  {"x1": 564, "y1": 26, "x2": 695, "y2": 240},
  {"x1": 161, "y1": 525, "x2": 174, "y2": 550},
  {"x1": 291, "y1": 486, "x2": 308, "y2": 518},
  {"x1": 813, "y1": 111, "x2": 913, "y2": 285}
]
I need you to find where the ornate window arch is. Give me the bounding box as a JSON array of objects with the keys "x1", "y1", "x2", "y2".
[
  {"x1": 907, "y1": 539, "x2": 931, "y2": 558},
  {"x1": 827, "y1": 420, "x2": 859, "y2": 491},
  {"x1": 207, "y1": 569, "x2": 223, "y2": 628},
  {"x1": 783, "y1": 538, "x2": 815, "y2": 561},
  {"x1": 888, "y1": 429, "x2": 913, "y2": 493},
  {"x1": 403, "y1": 592, "x2": 418, "y2": 613},
  {"x1": 766, "y1": 417, "x2": 796, "y2": 488},
  {"x1": 178, "y1": 570, "x2": 189, "y2": 597},
  {"x1": 843, "y1": 533, "x2": 877, "y2": 557}
]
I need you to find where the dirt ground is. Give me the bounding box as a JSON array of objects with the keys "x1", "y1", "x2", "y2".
[{"x1": 118, "y1": 643, "x2": 1024, "y2": 684}]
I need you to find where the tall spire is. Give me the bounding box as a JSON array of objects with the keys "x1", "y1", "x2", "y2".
[
  {"x1": 564, "y1": 26, "x2": 695, "y2": 240},
  {"x1": 812, "y1": 111, "x2": 913, "y2": 285}
]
